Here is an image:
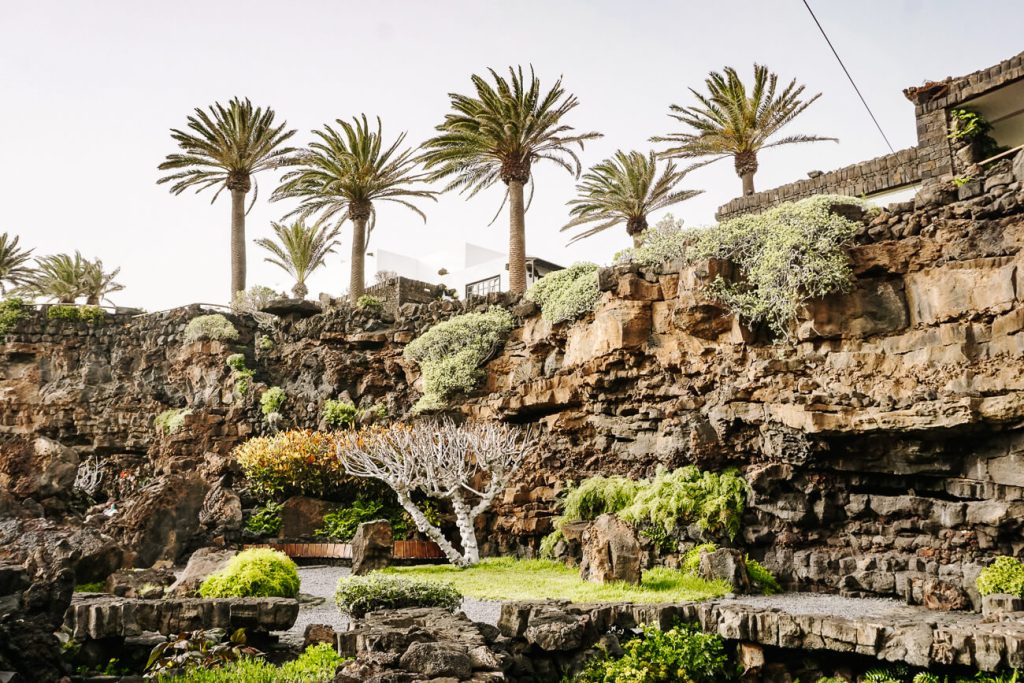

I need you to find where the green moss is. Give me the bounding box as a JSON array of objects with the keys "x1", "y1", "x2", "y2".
[
  {"x1": 184, "y1": 314, "x2": 239, "y2": 342},
  {"x1": 526, "y1": 262, "x2": 601, "y2": 323},
  {"x1": 384, "y1": 557, "x2": 730, "y2": 603},
  {"x1": 198, "y1": 549, "x2": 299, "y2": 598},
  {"x1": 977, "y1": 556, "x2": 1024, "y2": 597},
  {"x1": 73, "y1": 581, "x2": 105, "y2": 593},
  {"x1": 154, "y1": 408, "x2": 192, "y2": 435},
  {"x1": 404, "y1": 306, "x2": 514, "y2": 412}
]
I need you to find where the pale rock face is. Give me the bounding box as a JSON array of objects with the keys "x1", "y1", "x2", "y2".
[{"x1": 579, "y1": 514, "x2": 642, "y2": 585}]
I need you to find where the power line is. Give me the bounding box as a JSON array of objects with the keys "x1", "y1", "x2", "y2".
[{"x1": 801, "y1": 0, "x2": 895, "y2": 154}]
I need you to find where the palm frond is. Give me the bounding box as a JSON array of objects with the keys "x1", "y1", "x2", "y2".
[{"x1": 0, "y1": 232, "x2": 35, "y2": 295}]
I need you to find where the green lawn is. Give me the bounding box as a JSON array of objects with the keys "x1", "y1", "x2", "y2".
[{"x1": 381, "y1": 557, "x2": 730, "y2": 603}]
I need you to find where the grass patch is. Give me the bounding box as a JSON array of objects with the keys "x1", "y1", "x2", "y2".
[{"x1": 382, "y1": 557, "x2": 730, "y2": 603}]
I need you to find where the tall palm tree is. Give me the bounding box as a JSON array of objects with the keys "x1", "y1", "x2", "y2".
[
  {"x1": 652, "y1": 64, "x2": 835, "y2": 196},
  {"x1": 274, "y1": 115, "x2": 436, "y2": 302},
  {"x1": 561, "y1": 150, "x2": 702, "y2": 247},
  {"x1": 255, "y1": 219, "x2": 342, "y2": 299},
  {"x1": 0, "y1": 232, "x2": 34, "y2": 295},
  {"x1": 23, "y1": 252, "x2": 90, "y2": 303},
  {"x1": 81, "y1": 258, "x2": 124, "y2": 305},
  {"x1": 158, "y1": 98, "x2": 297, "y2": 298},
  {"x1": 420, "y1": 66, "x2": 601, "y2": 294}
]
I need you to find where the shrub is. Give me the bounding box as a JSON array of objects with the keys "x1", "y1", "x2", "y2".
[
  {"x1": 977, "y1": 556, "x2": 1024, "y2": 597},
  {"x1": 615, "y1": 214, "x2": 690, "y2": 267},
  {"x1": 260, "y1": 386, "x2": 286, "y2": 418},
  {"x1": 47, "y1": 304, "x2": 105, "y2": 323},
  {"x1": 233, "y1": 430, "x2": 343, "y2": 501},
  {"x1": 562, "y1": 475, "x2": 644, "y2": 524},
  {"x1": 244, "y1": 501, "x2": 283, "y2": 537},
  {"x1": 322, "y1": 399, "x2": 357, "y2": 430},
  {"x1": 539, "y1": 528, "x2": 565, "y2": 560},
  {"x1": 680, "y1": 543, "x2": 780, "y2": 595},
  {"x1": 151, "y1": 642, "x2": 343, "y2": 682},
  {"x1": 155, "y1": 408, "x2": 192, "y2": 435},
  {"x1": 74, "y1": 581, "x2": 105, "y2": 593},
  {"x1": 691, "y1": 195, "x2": 869, "y2": 337},
  {"x1": 146, "y1": 627, "x2": 258, "y2": 678},
  {"x1": 316, "y1": 497, "x2": 409, "y2": 541},
  {"x1": 230, "y1": 285, "x2": 278, "y2": 326},
  {"x1": 184, "y1": 314, "x2": 239, "y2": 342},
  {"x1": 526, "y1": 262, "x2": 601, "y2": 323},
  {"x1": 226, "y1": 353, "x2": 247, "y2": 372},
  {"x1": 356, "y1": 294, "x2": 384, "y2": 313},
  {"x1": 198, "y1": 549, "x2": 299, "y2": 599},
  {"x1": 257, "y1": 334, "x2": 274, "y2": 351},
  {"x1": 620, "y1": 466, "x2": 747, "y2": 540},
  {"x1": 573, "y1": 623, "x2": 733, "y2": 682},
  {"x1": 404, "y1": 306, "x2": 514, "y2": 412},
  {"x1": 334, "y1": 574, "x2": 462, "y2": 618},
  {"x1": 0, "y1": 297, "x2": 27, "y2": 337}
]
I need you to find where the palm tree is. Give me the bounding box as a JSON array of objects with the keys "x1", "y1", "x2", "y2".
[
  {"x1": 274, "y1": 115, "x2": 436, "y2": 302},
  {"x1": 255, "y1": 219, "x2": 342, "y2": 298},
  {"x1": 158, "y1": 98, "x2": 297, "y2": 298},
  {"x1": 0, "y1": 232, "x2": 34, "y2": 295},
  {"x1": 652, "y1": 64, "x2": 835, "y2": 196},
  {"x1": 23, "y1": 252, "x2": 90, "y2": 303},
  {"x1": 81, "y1": 258, "x2": 124, "y2": 305},
  {"x1": 420, "y1": 66, "x2": 601, "y2": 294},
  {"x1": 561, "y1": 150, "x2": 702, "y2": 247}
]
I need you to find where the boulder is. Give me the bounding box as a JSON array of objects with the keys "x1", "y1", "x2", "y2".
[
  {"x1": 699, "y1": 548, "x2": 750, "y2": 593},
  {"x1": 104, "y1": 566, "x2": 176, "y2": 599},
  {"x1": 351, "y1": 520, "x2": 394, "y2": 575},
  {"x1": 523, "y1": 610, "x2": 590, "y2": 651},
  {"x1": 579, "y1": 514, "x2": 641, "y2": 585},
  {"x1": 199, "y1": 484, "x2": 243, "y2": 541},
  {"x1": 168, "y1": 548, "x2": 235, "y2": 596},
  {"x1": 0, "y1": 435, "x2": 79, "y2": 504},
  {"x1": 280, "y1": 496, "x2": 334, "y2": 539},
  {"x1": 922, "y1": 578, "x2": 971, "y2": 612},
  {"x1": 303, "y1": 623, "x2": 337, "y2": 649},
  {"x1": 398, "y1": 642, "x2": 472, "y2": 679}
]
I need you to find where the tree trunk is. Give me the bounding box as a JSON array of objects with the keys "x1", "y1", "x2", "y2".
[
  {"x1": 395, "y1": 491, "x2": 467, "y2": 566},
  {"x1": 507, "y1": 180, "x2": 527, "y2": 294},
  {"x1": 632, "y1": 233, "x2": 644, "y2": 248},
  {"x1": 741, "y1": 172, "x2": 755, "y2": 196},
  {"x1": 349, "y1": 216, "x2": 367, "y2": 303},
  {"x1": 230, "y1": 189, "x2": 247, "y2": 298},
  {"x1": 86, "y1": 295, "x2": 98, "y2": 305},
  {"x1": 451, "y1": 497, "x2": 480, "y2": 566},
  {"x1": 292, "y1": 281, "x2": 308, "y2": 299}
]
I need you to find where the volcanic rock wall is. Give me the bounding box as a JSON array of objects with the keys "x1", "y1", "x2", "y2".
[{"x1": 2, "y1": 154, "x2": 1024, "y2": 611}]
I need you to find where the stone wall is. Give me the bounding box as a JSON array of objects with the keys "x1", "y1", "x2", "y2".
[
  {"x1": 715, "y1": 148, "x2": 920, "y2": 220},
  {"x1": 2, "y1": 155, "x2": 1024, "y2": 613}
]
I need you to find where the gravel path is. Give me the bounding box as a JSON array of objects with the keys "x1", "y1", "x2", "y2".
[
  {"x1": 727, "y1": 592, "x2": 917, "y2": 619},
  {"x1": 285, "y1": 565, "x2": 502, "y2": 646}
]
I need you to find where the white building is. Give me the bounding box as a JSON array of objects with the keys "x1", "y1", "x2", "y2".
[{"x1": 367, "y1": 242, "x2": 563, "y2": 299}]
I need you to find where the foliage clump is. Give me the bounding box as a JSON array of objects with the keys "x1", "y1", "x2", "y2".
[
  {"x1": 184, "y1": 314, "x2": 239, "y2": 342},
  {"x1": 316, "y1": 497, "x2": 412, "y2": 541},
  {"x1": 226, "y1": 354, "x2": 255, "y2": 396},
  {"x1": 150, "y1": 642, "x2": 343, "y2": 682},
  {"x1": 526, "y1": 262, "x2": 601, "y2": 323},
  {"x1": 233, "y1": 430, "x2": 347, "y2": 501},
  {"x1": 335, "y1": 574, "x2": 462, "y2": 618},
  {"x1": 619, "y1": 466, "x2": 747, "y2": 540},
  {"x1": 155, "y1": 408, "x2": 192, "y2": 435},
  {"x1": 573, "y1": 623, "x2": 733, "y2": 682},
  {"x1": 0, "y1": 297, "x2": 27, "y2": 338},
  {"x1": 680, "y1": 543, "x2": 780, "y2": 595},
  {"x1": 403, "y1": 306, "x2": 514, "y2": 412},
  {"x1": 977, "y1": 556, "x2": 1024, "y2": 597},
  {"x1": 615, "y1": 214, "x2": 690, "y2": 267},
  {"x1": 244, "y1": 501, "x2": 283, "y2": 537},
  {"x1": 47, "y1": 304, "x2": 105, "y2": 323},
  {"x1": 198, "y1": 549, "x2": 299, "y2": 599},
  {"x1": 562, "y1": 475, "x2": 645, "y2": 524},
  {"x1": 356, "y1": 295, "x2": 384, "y2": 313},
  {"x1": 259, "y1": 386, "x2": 286, "y2": 425},
  {"x1": 321, "y1": 399, "x2": 357, "y2": 430}
]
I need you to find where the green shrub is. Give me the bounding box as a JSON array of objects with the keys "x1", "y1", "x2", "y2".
[
  {"x1": 47, "y1": 304, "x2": 105, "y2": 323},
  {"x1": 691, "y1": 195, "x2": 869, "y2": 337},
  {"x1": 260, "y1": 386, "x2": 286, "y2": 417},
  {"x1": 356, "y1": 294, "x2": 384, "y2": 313},
  {"x1": 404, "y1": 306, "x2": 514, "y2": 412},
  {"x1": 153, "y1": 643, "x2": 344, "y2": 683},
  {"x1": 573, "y1": 623, "x2": 733, "y2": 682},
  {"x1": 620, "y1": 466, "x2": 747, "y2": 540},
  {"x1": 316, "y1": 497, "x2": 409, "y2": 541},
  {"x1": 0, "y1": 297, "x2": 27, "y2": 337},
  {"x1": 257, "y1": 334, "x2": 274, "y2": 351},
  {"x1": 155, "y1": 408, "x2": 192, "y2": 435},
  {"x1": 244, "y1": 501, "x2": 283, "y2": 537},
  {"x1": 744, "y1": 557, "x2": 781, "y2": 595},
  {"x1": 184, "y1": 314, "x2": 239, "y2": 342},
  {"x1": 335, "y1": 574, "x2": 462, "y2": 618},
  {"x1": 615, "y1": 214, "x2": 690, "y2": 267},
  {"x1": 681, "y1": 543, "x2": 719, "y2": 575},
  {"x1": 230, "y1": 285, "x2": 278, "y2": 325},
  {"x1": 226, "y1": 353, "x2": 247, "y2": 372},
  {"x1": 226, "y1": 354, "x2": 255, "y2": 396},
  {"x1": 322, "y1": 399, "x2": 357, "y2": 430},
  {"x1": 562, "y1": 475, "x2": 644, "y2": 523},
  {"x1": 539, "y1": 529, "x2": 565, "y2": 559},
  {"x1": 526, "y1": 262, "x2": 601, "y2": 323},
  {"x1": 977, "y1": 556, "x2": 1024, "y2": 597},
  {"x1": 199, "y1": 549, "x2": 299, "y2": 599}
]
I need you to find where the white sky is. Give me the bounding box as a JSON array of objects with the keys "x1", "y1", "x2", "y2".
[{"x1": 2, "y1": 1, "x2": 1022, "y2": 309}]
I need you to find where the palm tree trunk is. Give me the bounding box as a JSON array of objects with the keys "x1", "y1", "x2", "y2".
[
  {"x1": 507, "y1": 180, "x2": 527, "y2": 294},
  {"x1": 741, "y1": 172, "x2": 755, "y2": 196},
  {"x1": 230, "y1": 189, "x2": 247, "y2": 298},
  {"x1": 86, "y1": 295, "x2": 98, "y2": 305},
  {"x1": 349, "y1": 217, "x2": 367, "y2": 303}
]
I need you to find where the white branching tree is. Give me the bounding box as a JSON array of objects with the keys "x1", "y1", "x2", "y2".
[{"x1": 337, "y1": 419, "x2": 536, "y2": 566}]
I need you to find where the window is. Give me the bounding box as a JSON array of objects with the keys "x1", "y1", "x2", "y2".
[{"x1": 466, "y1": 275, "x2": 501, "y2": 299}]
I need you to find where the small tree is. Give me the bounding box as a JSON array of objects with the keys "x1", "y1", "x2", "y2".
[{"x1": 337, "y1": 419, "x2": 536, "y2": 566}]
